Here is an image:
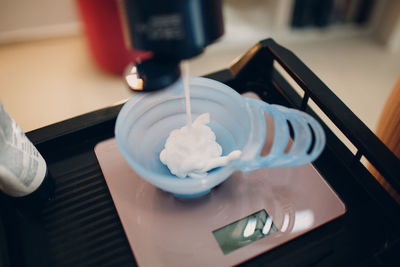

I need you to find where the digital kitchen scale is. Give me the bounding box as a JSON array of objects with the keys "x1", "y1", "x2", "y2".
[{"x1": 95, "y1": 138, "x2": 346, "y2": 266}]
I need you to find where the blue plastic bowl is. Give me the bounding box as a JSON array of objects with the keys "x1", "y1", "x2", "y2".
[{"x1": 115, "y1": 77, "x2": 325, "y2": 198}]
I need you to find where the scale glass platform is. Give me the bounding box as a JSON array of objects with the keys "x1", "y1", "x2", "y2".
[{"x1": 95, "y1": 137, "x2": 345, "y2": 266}]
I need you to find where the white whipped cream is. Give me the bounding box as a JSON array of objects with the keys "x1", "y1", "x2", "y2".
[{"x1": 160, "y1": 113, "x2": 242, "y2": 178}]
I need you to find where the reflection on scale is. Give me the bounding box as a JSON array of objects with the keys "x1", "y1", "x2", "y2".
[
  {"x1": 213, "y1": 206, "x2": 315, "y2": 255},
  {"x1": 213, "y1": 209, "x2": 279, "y2": 254}
]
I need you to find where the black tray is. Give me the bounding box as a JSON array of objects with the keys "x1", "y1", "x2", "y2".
[{"x1": 1, "y1": 39, "x2": 399, "y2": 267}]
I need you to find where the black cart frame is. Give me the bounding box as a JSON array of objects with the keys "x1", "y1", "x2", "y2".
[{"x1": 1, "y1": 39, "x2": 399, "y2": 267}]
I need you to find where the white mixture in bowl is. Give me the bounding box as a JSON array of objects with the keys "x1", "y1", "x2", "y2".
[{"x1": 160, "y1": 113, "x2": 242, "y2": 178}]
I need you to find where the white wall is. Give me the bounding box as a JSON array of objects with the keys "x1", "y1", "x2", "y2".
[
  {"x1": 0, "y1": 0, "x2": 80, "y2": 44},
  {"x1": 373, "y1": 0, "x2": 400, "y2": 52}
]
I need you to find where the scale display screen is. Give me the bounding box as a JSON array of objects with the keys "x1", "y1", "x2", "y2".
[{"x1": 212, "y1": 209, "x2": 278, "y2": 254}]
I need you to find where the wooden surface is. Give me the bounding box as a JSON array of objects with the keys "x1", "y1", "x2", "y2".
[{"x1": 369, "y1": 76, "x2": 400, "y2": 203}]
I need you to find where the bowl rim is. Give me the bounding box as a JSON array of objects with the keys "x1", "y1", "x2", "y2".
[{"x1": 114, "y1": 76, "x2": 248, "y2": 191}]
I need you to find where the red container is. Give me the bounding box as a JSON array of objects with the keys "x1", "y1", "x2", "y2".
[{"x1": 76, "y1": 0, "x2": 151, "y2": 75}]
